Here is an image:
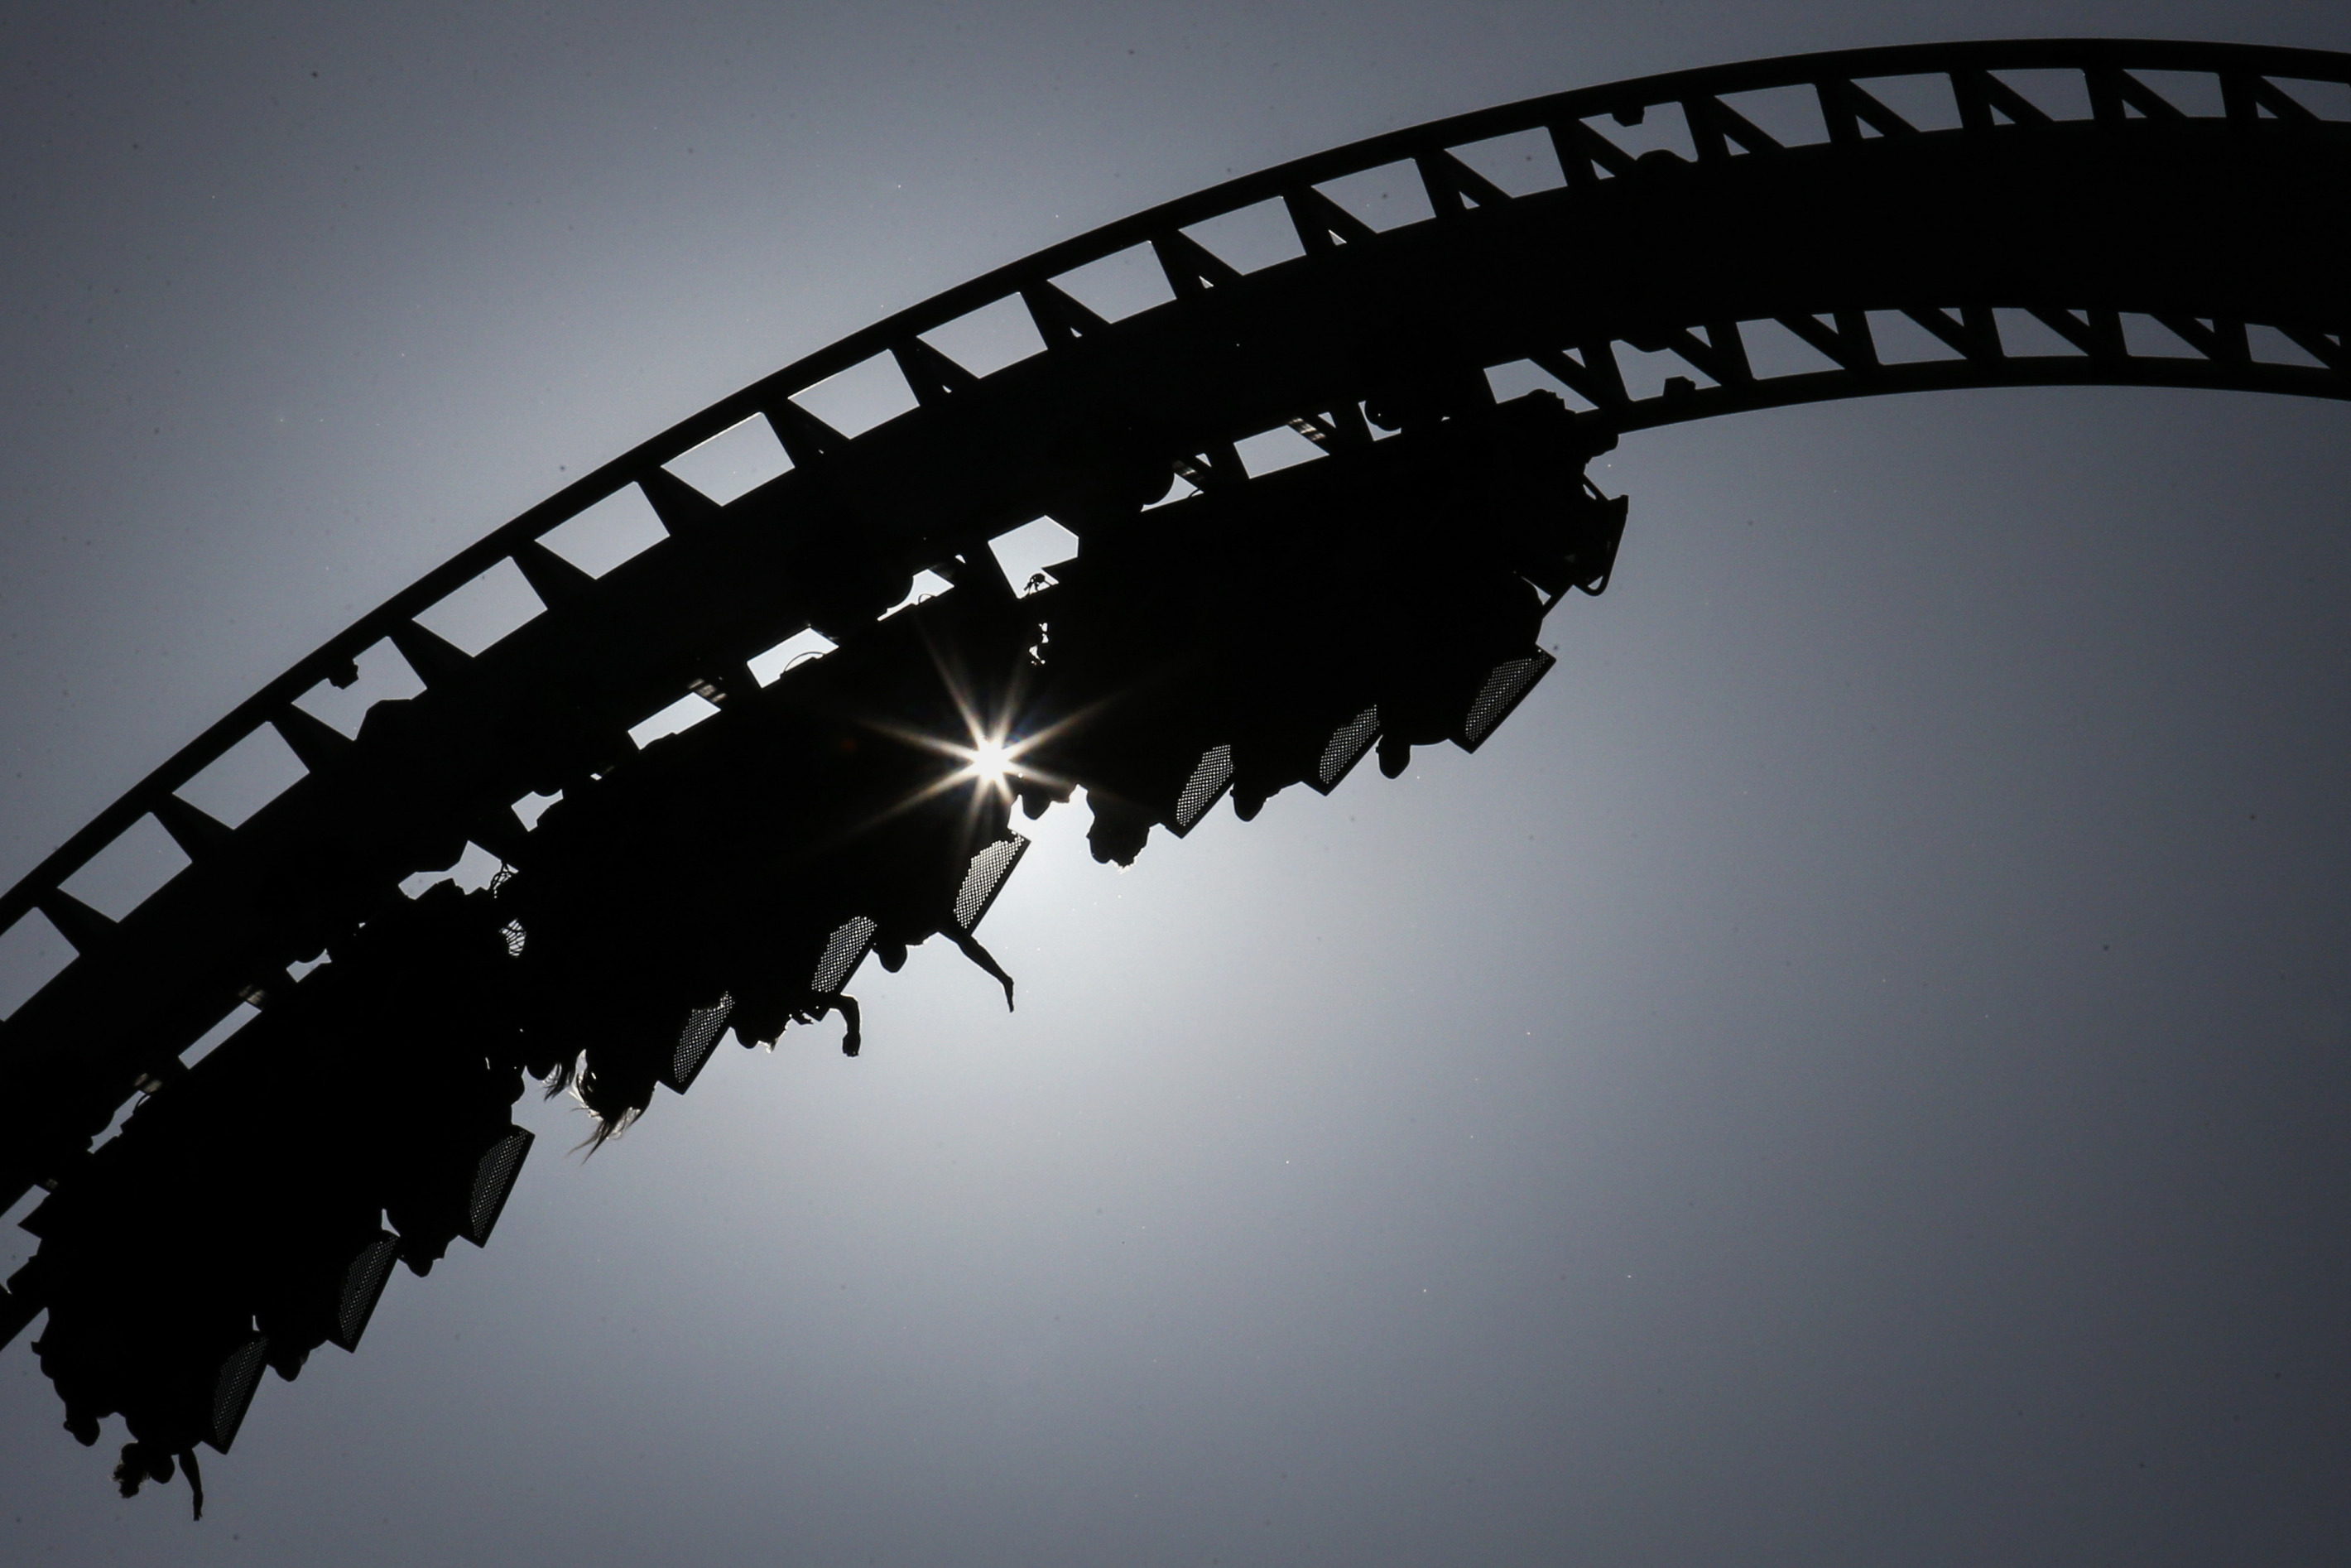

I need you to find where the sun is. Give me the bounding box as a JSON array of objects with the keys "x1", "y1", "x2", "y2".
[{"x1": 963, "y1": 736, "x2": 1015, "y2": 788}]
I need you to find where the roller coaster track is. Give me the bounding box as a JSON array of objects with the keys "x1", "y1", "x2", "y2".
[{"x1": 3, "y1": 38, "x2": 2348, "y2": 1503}]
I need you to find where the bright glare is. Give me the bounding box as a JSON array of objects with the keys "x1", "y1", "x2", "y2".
[{"x1": 966, "y1": 737, "x2": 1013, "y2": 786}]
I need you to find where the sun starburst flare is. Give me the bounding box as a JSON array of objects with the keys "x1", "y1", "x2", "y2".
[{"x1": 961, "y1": 736, "x2": 1015, "y2": 787}]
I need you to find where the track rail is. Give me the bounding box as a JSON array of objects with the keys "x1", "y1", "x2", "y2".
[{"x1": 3, "y1": 37, "x2": 2347, "y2": 1209}]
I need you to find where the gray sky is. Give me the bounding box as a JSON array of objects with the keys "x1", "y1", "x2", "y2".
[{"x1": 5, "y1": 3, "x2": 2350, "y2": 1563}]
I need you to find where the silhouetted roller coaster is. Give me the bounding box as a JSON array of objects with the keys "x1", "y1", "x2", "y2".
[{"x1": 2, "y1": 39, "x2": 2344, "y2": 1515}]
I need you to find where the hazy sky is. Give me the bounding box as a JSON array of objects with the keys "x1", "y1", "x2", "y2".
[{"x1": 5, "y1": 3, "x2": 2351, "y2": 1564}]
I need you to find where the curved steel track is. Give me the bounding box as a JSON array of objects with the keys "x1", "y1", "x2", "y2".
[{"x1": 3, "y1": 36, "x2": 2348, "y2": 1415}]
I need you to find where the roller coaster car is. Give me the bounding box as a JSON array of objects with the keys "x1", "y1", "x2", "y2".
[
  {"x1": 1031, "y1": 391, "x2": 1621, "y2": 859},
  {"x1": 502, "y1": 560, "x2": 1042, "y2": 1112},
  {"x1": 17, "y1": 882, "x2": 534, "y2": 1511}
]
